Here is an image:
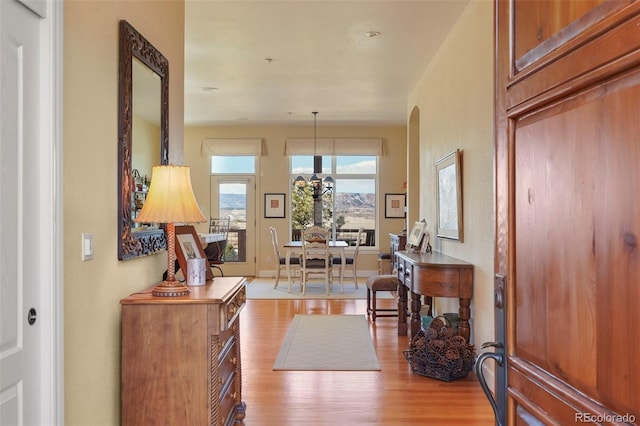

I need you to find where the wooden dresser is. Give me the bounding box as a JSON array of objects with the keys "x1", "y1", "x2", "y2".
[{"x1": 120, "y1": 277, "x2": 246, "y2": 426}]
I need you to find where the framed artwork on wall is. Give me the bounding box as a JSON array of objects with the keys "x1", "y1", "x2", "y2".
[
  {"x1": 264, "y1": 193, "x2": 286, "y2": 218},
  {"x1": 435, "y1": 149, "x2": 463, "y2": 241},
  {"x1": 385, "y1": 193, "x2": 406, "y2": 218}
]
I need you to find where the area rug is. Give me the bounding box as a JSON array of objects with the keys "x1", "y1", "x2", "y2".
[
  {"x1": 246, "y1": 278, "x2": 395, "y2": 300},
  {"x1": 273, "y1": 314, "x2": 381, "y2": 371}
]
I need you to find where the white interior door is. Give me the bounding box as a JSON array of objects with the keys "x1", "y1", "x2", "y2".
[
  {"x1": 210, "y1": 176, "x2": 256, "y2": 276},
  {"x1": 1, "y1": 1, "x2": 49, "y2": 424}
]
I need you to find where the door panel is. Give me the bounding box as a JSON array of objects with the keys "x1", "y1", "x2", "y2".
[
  {"x1": 496, "y1": 1, "x2": 640, "y2": 424},
  {"x1": 210, "y1": 176, "x2": 256, "y2": 276},
  {"x1": 0, "y1": 0, "x2": 42, "y2": 423}
]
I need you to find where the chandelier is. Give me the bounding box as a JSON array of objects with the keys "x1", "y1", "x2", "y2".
[{"x1": 294, "y1": 111, "x2": 334, "y2": 200}]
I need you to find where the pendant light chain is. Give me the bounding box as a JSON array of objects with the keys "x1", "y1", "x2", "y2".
[{"x1": 313, "y1": 111, "x2": 318, "y2": 156}]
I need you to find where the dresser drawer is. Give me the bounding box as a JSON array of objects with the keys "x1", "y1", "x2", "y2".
[
  {"x1": 219, "y1": 373, "x2": 237, "y2": 426},
  {"x1": 218, "y1": 326, "x2": 234, "y2": 352},
  {"x1": 412, "y1": 268, "x2": 460, "y2": 296},
  {"x1": 397, "y1": 259, "x2": 413, "y2": 288},
  {"x1": 220, "y1": 285, "x2": 246, "y2": 330},
  {"x1": 218, "y1": 336, "x2": 237, "y2": 387}
]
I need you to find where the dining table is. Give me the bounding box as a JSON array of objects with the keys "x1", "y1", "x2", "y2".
[
  {"x1": 283, "y1": 240, "x2": 349, "y2": 289},
  {"x1": 198, "y1": 232, "x2": 226, "y2": 245}
]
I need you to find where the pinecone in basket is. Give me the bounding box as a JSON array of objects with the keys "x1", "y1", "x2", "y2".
[
  {"x1": 427, "y1": 339, "x2": 446, "y2": 354},
  {"x1": 411, "y1": 333, "x2": 426, "y2": 351},
  {"x1": 425, "y1": 326, "x2": 438, "y2": 341},
  {"x1": 451, "y1": 335, "x2": 466, "y2": 345},
  {"x1": 445, "y1": 347, "x2": 462, "y2": 360}
]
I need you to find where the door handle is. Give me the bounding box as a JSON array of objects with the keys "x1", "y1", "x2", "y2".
[
  {"x1": 475, "y1": 342, "x2": 505, "y2": 426},
  {"x1": 27, "y1": 307, "x2": 37, "y2": 325}
]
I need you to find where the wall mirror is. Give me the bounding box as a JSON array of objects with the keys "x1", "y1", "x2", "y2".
[{"x1": 118, "y1": 20, "x2": 169, "y2": 260}]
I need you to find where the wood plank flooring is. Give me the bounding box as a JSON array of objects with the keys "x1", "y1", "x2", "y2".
[{"x1": 238, "y1": 289, "x2": 495, "y2": 425}]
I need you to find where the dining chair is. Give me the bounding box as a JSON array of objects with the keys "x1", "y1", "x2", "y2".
[
  {"x1": 204, "y1": 217, "x2": 230, "y2": 276},
  {"x1": 299, "y1": 226, "x2": 333, "y2": 295},
  {"x1": 269, "y1": 227, "x2": 299, "y2": 291},
  {"x1": 332, "y1": 227, "x2": 363, "y2": 289}
]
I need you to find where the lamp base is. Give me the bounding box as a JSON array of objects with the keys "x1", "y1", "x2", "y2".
[{"x1": 151, "y1": 280, "x2": 190, "y2": 297}]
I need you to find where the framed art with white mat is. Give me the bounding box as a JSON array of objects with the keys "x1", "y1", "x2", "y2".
[
  {"x1": 384, "y1": 193, "x2": 406, "y2": 218},
  {"x1": 435, "y1": 149, "x2": 463, "y2": 241}
]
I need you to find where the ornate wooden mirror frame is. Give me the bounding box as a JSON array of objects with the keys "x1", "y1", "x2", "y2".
[{"x1": 118, "y1": 20, "x2": 169, "y2": 260}]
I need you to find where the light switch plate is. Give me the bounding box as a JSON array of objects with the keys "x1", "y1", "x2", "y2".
[{"x1": 82, "y1": 233, "x2": 94, "y2": 261}]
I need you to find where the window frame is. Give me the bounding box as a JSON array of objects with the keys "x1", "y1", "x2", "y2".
[{"x1": 290, "y1": 155, "x2": 379, "y2": 249}]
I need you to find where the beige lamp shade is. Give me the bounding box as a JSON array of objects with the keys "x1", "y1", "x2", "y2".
[{"x1": 135, "y1": 165, "x2": 206, "y2": 224}]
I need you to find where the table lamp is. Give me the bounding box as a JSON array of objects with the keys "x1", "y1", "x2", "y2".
[{"x1": 135, "y1": 165, "x2": 206, "y2": 296}]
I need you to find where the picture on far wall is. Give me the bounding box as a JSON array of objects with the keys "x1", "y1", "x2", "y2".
[
  {"x1": 435, "y1": 149, "x2": 463, "y2": 242},
  {"x1": 385, "y1": 193, "x2": 406, "y2": 218},
  {"x1": 264, "y1": 193, "x2": 286, "y2": 218}
]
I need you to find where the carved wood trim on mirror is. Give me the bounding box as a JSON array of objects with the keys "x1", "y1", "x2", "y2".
[{"x1": 118, "y1": 20, "x2": 169, "y2": 260}]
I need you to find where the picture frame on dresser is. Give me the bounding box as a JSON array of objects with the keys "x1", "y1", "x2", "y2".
[
  {"x1": 406, "y1": 220, "x2": 427, "y2": 251},
  {"x1": 436, "y1": 149, "x2": 463, "y2": 241},
  {"x1": 420, "y1": 231, "x2": 432, "y2": 254},
  {"x1": 175, "y1": 225, "x2": 213, "y2": 281}
]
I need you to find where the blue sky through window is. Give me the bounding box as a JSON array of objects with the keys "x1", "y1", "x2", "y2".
[
  {"x1": 211, "y1": 156, "x2": 255, "y2": 174},
  {"x1": 292, "y1": 155, "x2": 376, "y2": 193}
]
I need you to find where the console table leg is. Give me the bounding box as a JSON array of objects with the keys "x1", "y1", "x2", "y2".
[
  {"x1": 459, "y1": 297, "x2": 471, "y2": 343},
  {"x1": 398, "y1": 283, "x2": 407, "y2": 336},
  {"x1": 410, "y1": 291, "x2": 422, "y2": 339}
]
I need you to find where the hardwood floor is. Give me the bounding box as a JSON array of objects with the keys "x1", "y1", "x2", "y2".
[{"x1": 239, "y1": 292, "x2": 495, "y2": 425}]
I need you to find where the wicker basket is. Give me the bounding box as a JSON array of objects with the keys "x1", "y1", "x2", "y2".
[{"x1": 403, "y1": 316, "x2": 475, "y2": 382}]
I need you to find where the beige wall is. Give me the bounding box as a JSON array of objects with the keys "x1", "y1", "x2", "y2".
[
  {"x1": 184, "y1": 125, "x2": 407, "y2": 275},
  {"x1": 407, "y1": 0, "x2": 494, "y2": 348},
  {"x1": 63, "y1": 1, "x2": 184, "y2": 424}
]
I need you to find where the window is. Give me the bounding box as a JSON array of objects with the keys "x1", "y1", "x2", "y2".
[
  {"x1": 291, "y1": 155, "x2": 377, "y2": 247},
  {"x1": 211, "y1": 156, "x2": 255, "y2": 174}
]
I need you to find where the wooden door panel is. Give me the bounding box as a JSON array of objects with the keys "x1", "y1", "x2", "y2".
[
  {"x1": 513, "y1": 57, "x2": 640, "y2": 422},
  {"x1": 513, "y1": 0, "x2": 615, "y2": 70},
  {"x1": 497, "y1": 0, "x2": 640, "y2": 424},
  {"x1": 509, "y1": 2, "x2": 640, "y2": 112}
]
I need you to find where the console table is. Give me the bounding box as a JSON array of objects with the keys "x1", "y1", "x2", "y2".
[
  {"x1": 120, "y1": 277, "x2": 247, "y2": 426},
  {"x1": 395, "y1": 251, "x2": 473, "y2": 342}
]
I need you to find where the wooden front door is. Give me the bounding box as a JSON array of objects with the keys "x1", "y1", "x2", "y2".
[{"x1": 494, "y1": 0, "x2": 640, "y2": 424}]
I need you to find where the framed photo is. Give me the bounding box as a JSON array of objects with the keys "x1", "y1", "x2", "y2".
[
  {"x1": 420, "y1": 231, "x2": 432, "y2": 254},
  {"x1": 407, "y1": 220, "x2": 427, "y2": 250},
  {"x1": 385, "y1": 193, "x2": 406, "y2": 218},
  {"x1": 175, "y1": 225, "x2": 213, "y2": 281},
  {"x1": 436, "y1": 149, "x2": 463, "y2": 241},
  {"x1": 264, "y1": 193, "x2": 286, "y2": 218}
]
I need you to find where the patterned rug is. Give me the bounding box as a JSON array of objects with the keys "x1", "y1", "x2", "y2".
[
  {"x1": 273, "y1": 314, "x2": 381, "y2": 371},
  {"x1": 246, "y1": 277, "x2": 395, "y2": 300}
]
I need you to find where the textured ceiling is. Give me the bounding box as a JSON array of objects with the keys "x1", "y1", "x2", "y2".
[{"x1": 184, "y1": 1, "x2": 469, "y2": 127}]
